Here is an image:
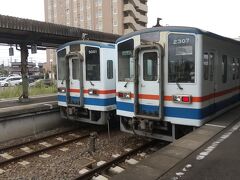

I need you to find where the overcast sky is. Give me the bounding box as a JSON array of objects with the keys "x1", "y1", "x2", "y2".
[{"x1": 0, "y1": 0, "x2": 239, "y2": 65}]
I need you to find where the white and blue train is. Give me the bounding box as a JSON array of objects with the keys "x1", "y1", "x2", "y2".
[
  {"x1": 56, "y1": 41, "x2": 116, "y2": 125},
  {"x1": 116, "y1": 26, "x2": 240, "y2": 141}
]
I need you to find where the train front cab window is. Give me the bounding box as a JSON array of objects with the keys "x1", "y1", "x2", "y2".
[
  {"x1": 118, "y1": 39, "x2": 134, "y2": 81},
  {"x1": 57, "y1": 49, "x2": 67, "y2": 81},
  {"x1": 85, "y1": 46, "x2": 100, "y2": 81},
  {"x1": 168, "y1": 34, "x2": 195, "y2": 83}
]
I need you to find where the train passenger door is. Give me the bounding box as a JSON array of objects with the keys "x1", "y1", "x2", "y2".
[
  {"x1": 135, "y1": 48, "x2": 163, "y2": 119},
  {"x1": 67, "y1": 55, "x2": 83, "y2": 107}
]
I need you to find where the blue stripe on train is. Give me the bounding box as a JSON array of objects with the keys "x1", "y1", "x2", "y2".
[
  {"x1": 58, "y1": 95, "x2": 116, "y2": 106},
  {"x1": 117, "y1": 93, "x2": 240, "y2": 120}
]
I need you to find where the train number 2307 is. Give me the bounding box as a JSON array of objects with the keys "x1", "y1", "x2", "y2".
[{"x1": 173, "y1": 38, "x2": 190, "y2": 45}]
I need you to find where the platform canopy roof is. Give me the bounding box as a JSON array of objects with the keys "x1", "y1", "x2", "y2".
[{"x1": 0, "y1": 14, "x2": 120, "y2": 48}]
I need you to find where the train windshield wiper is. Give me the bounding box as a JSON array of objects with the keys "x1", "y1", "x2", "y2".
[
  {"x1": 124, "y1": 81, "x2": 128, "y2": 88},
  {"x1": 176, "y1": 78, "x2": 183, "y2": 90}
]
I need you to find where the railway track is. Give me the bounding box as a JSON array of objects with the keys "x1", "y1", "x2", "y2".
[
  {"x1": 75, "y1": 140, "x2": 166, "y2": 180},
  {"x1": 0, "y1": 128, "x2": 96, "y2": 167},
  {"x1": 0, "y1": 127, "x2": 80, "y2": 152}
]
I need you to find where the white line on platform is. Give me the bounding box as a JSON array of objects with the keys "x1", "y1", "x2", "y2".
[
  {"x1": 205, "y1": 123, "x2": 226, "y2": 128},
  {"x1": 171, "y1": 121, "x2": 240, "y2": 180}
]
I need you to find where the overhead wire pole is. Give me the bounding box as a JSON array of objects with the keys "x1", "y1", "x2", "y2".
[{"x1": 19, "y1": 44, "x2": 29, "y2": 101}]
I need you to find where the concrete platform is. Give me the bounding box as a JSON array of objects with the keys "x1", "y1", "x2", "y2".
[
  {"x1": 112, "y1": 106, "x2": 240, "y2": 180},
  {"x1": 0, "y1": 94, "x2": 57, "y2": 108},
  {"x1": 0, "y1": 94, "x2": 63, "y2": 142},
  {"x1": 0, "y1": 94, "x2": 58, "y2": 121},
  {"x1": 160, "y1": 120, "x2": 240, "y2": 180}
]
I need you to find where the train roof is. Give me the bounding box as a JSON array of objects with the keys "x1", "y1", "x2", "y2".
[
  {"x1": 57, "y1": 40, "x2": 115, "y2": 51},
  {"x1": 116, "y1": 26, "x2": 240, "y2": 46}
]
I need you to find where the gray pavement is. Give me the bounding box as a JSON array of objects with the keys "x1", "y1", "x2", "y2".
[{"x1": 160, "y1": 119, "x2": 240, "y2": 180}]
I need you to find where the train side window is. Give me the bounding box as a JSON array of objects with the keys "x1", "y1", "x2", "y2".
[
  {"x1": 143, "y1": 52, "x2": 158, "y2": 81},
  {"x1": 85, "y1": 46, "x2": 100, "y2": 81},
  {"x1": 237, "y1": 58, "x2": 240, "y2": 79},
  {"x1": 209, "y1": 53, "x2": 214, "y2": 81},
  {"x1": 222, "y1": 55, "x2": 228, "y2": 83},
  {"x1": 107, "y1": 60, "x2": 113, "y2": 79},
  {"x1": 72, "y1": 59, "x2": 80, "y2": 80},
  {"x1": 232, "y1": 58, "x2": 236, "y2": 80},
  {"x1": 203, "y1": 53, "x2": 209, "y2": 80}
]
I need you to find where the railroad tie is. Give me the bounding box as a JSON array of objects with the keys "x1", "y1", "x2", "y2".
[
  {"x1": 0, "y1": 153, "x2": 14, "y2": 160},
  {"x1": 0, "y1": 168, "x2": 5, "y2": 174},
  {"x1": 18, "y1": 161, "x2": 30, "y2": 166},
  {"x1": 20, "y1": 147, "x2": 33, "y2": 153}
]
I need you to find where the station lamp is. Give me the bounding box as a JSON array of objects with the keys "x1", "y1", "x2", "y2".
[{"x1": 31, "y1": 44, "x2": 37, "y2": 54}]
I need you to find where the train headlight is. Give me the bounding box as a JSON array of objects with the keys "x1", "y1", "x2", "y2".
[
  {"x1": 173, "y1": 95, "x2": 192, "y2": 104},
  {"x1": 118, "y1": 92, "x2": 131, "y2": 99},
  {"x1": 88, "y1": 89, "x2": 98, "y2": 95},
  {"x1": 58, "y1": 87, "x2": 66, "y2": 93}
]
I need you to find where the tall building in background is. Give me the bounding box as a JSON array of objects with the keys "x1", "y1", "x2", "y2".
[{"x1": 44, "y1": 0, "x2": 148, "y2": 72}]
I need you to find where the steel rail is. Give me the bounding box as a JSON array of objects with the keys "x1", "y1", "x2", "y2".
[
  {"x1": 74, "y1": 140, "x2": 158, "y2": 180},
  {"x1": 0, "y1": 133, "x2": 91, "y2": 167}
]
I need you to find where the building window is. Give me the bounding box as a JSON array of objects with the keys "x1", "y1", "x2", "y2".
[
  {"x1": 98, "y1": 0, "x2": 102, "y2": 6},
  {"x1": 98, "y1": 21, "x2": 102, "y2": 31},
  {"x1": 112, "y1": 0, "x2": 118, "y2": 15},
  {"x1": 98, "y1": 8, "x2": 102, "y2": 17}
]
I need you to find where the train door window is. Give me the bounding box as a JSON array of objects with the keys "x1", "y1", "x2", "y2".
[
  {"x1": 57, "y1": 49, "x2": 67, "y2": 80},
  {"x1": 209, "y1": 53, "x2": 214, "y2": 81},
  {"x1": 232, "y1": 58, "x2": 236, "y2": 80},
  {"x1": 85, "y1": 46, "x2": 100, "y2": 81},
  {"x1": 168, "y1": 34, "x2": 195, "y2": 83},
  {"x1": 72, "y1": 59, "x2": 80, "y2": 80},
  {"x1": 143, "y1": 52, "x2": 158, "y2": 81},
  {"x1": 203, "y1": 53, "x2": 209, "y2": 80},
  {"x1": 107, "y1": 60, "x2": 113, "y2": 79},
  {"x1": 222, "y1": 55, "x2": 228, "y2": 83}
]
